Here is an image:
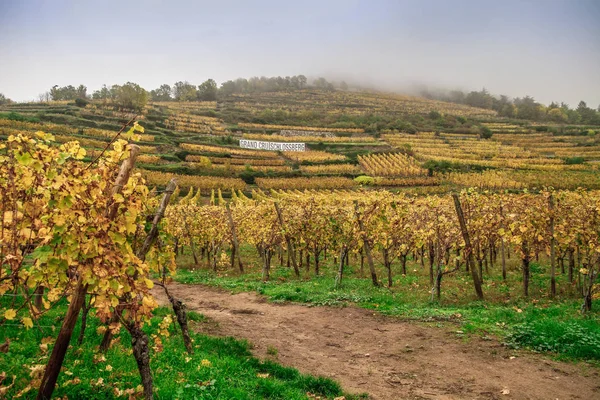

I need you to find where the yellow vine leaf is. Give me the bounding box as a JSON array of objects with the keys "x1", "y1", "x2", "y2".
[
  {"x1": 4, "y1": 309, "x2": 16, "y2": 320},
  {"x1": 22, "y1": 317, "x2": 33, "y2": 329}
]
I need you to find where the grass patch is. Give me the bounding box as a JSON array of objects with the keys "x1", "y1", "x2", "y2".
[
  {"x1": 0, "y1": 299, "x2": 354, "y2": 399},
  {"x1": 506, "y1": 320, "x2": 600, "y2": 360}
]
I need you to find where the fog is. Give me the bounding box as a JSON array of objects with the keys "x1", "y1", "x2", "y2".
[{"x1": 1, "y1": 0, "x2": 599, "y2": 107}]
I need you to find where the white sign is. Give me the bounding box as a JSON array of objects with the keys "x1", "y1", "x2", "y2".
[{"x1": 239, "y1": 139, "x2": 305, "y2": 152}]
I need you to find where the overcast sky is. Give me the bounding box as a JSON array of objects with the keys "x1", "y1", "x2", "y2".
[{"x1": 1, "y1": 0, "x2": 599, "y2": 107}]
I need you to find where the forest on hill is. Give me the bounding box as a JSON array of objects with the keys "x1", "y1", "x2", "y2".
[{"x1": 2, "y1": 74, "x2": 600, "y2": 125}]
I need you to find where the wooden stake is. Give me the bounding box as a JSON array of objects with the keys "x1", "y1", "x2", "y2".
[
  {"x1": 452, "y1": 193, "x2": 484, "y2": 300},
  {"x1": 354, "y1": 201, "x2": 379, "y2": 287},
  {"x1": 548, "y1": 194, "x2": 556, "y2": 298}
]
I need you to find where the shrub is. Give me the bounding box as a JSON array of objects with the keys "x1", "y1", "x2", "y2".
[
  {"x1": 174, "y1": 151, "x2": 191, "y2": 161},
  {"x1": 0, "y1": 112, "x2": 40, "y2": 123},
  {"x1": 5, "y1": 111, "x2": 26, "y2": 121},
  {"x1": 564, "y1": 157, "x2": 585, "y2": 165},
  {"x1": 403, "y1": 125, "x2": 417, "y2": 134},
  {"x1": 354, "y1": 175, "x2": 374, "y2": 186},
  {"x1": 239, "y1": 170, "x2": 266, "y2": 184},
  {"x1": 218, "y1": 135, "x2": 236, "y2": 145},
  {"x1": 423, "y1": 159, "x2": 450, "y2": 172},
  {"x1": 428, "y1": 110, "x2": 441, "y2": 120},
  {"x1": 160, "y1": 154, "x2": 180, "y2": 162},
  {"x1": 75, "y1": 118, "x2": 98, "y2": 128},
  {"x1": 74, "y1": 97, "x2": 89, "y2": 107},
  {"x1": 479, "y1": 126, "x2": 493, "y2": 139}
]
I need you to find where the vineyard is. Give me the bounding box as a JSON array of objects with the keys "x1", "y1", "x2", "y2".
[
  {"x1": 1, "y1": 88, "x2": 600, "y2": 399},
  {"x1": 164, "y1": 188, "x2": 599, "y2": 306},
  {"x1": 357, "y1": 153, "x2": 427, "y2": 177},
  {"x1": 2, "y1": 93, "x2": 600, "y2": 193}
]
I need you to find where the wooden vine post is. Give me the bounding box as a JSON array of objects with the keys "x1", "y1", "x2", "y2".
[
  {"x1": 335, "y1": 246, "x2": 348, "y2": 288},
  {"x1": 499, "y1": 204, "x2": 507, "y2": 281},
  {"x1": 354, "y1": 201, "x2": 379, "y2": 287},
  {"x1": 125, "y1": 178, "x2": 175, "y2": 400},
  {"x1": 37, "y1": 145, "x2": 140, "y2": 400},
  {"x1": 274, "y1": 202, "x2": 300, "y2": 277},
  {"x1": 548, "y1": 193, "x2": 556, "y2": 298},
  {"x1": 501, "y1": 240, "x2": 507, "y2": 281},
  {"x1": 150, "y1": 179, "x2": 195, "y2": 355},
  {"x1": 37, "y1": 279, "x2": 88, "y2": 400},
  {"x1": 183, "y1": 215, "x2": 199, "y2": 266},
  {"x1": 452, "y1": 193, "x2": 484, "y2": 300},
  {"x1": 225, "y1": 203, "x2": 244, "y2": 273},
  {"x1": 137, "y1": 178, "x2": 177, "y2": 261}
]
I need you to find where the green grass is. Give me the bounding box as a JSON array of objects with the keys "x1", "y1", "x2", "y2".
[
  {"x1": 173, "y1": 249, "x2": 600, "y2": 363},
  {"x1": 0, "y1": 300, "x2": 357, "y2": 399},
  {"x1": 505, "y1": 319, "x2": 600, "y2": 359},
  {"x1": 0, "y1": 111, "x2": 41, "y2": 123}
]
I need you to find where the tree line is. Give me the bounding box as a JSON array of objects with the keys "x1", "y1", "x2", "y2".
[
  {"x1": 421, "y1": 88, "x2": 600, "y2": 125},
  {"x1": 1, "y1": 75, "x2": 339, "y2": 109},
  {"x1": 1, "y1": 75, "x2": 598, "y2": 125}
]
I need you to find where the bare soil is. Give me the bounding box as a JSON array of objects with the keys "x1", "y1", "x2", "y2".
[{"x1": 153, "y1": 283, "x2": 600, "y2": 400}]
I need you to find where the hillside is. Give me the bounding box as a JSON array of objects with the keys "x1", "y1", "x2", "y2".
[{"x1": 1, "y1": 89, "x2": 600, "y2": 195}]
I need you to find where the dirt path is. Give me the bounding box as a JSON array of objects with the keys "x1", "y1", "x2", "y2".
[{"x1": 154, "y1": 283, "x2": 599, "y2": 400}]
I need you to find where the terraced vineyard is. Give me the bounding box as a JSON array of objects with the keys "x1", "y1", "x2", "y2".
[{"x1": 1, "y1": 92, "x2": 600, "y2": 195}]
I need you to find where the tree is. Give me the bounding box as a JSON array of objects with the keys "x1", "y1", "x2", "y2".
[
  {"x1": 92, "y1": 84, "x2": 112, "y2": 100},
  {"x1": 499, "y1": 103, "x2": 516, "y2": 118},
  {"x1": 38, "y1": 92, "x2": 51, "y2": 102},
  {"x1": 197, "y1": 79, "x2": 218, "y2": 101},
  {"x1": 219, "y1": 80, "x2": 237, "y2": 96},
  {"x1": 150, "y1": 84, "x2": 172, "y2": 101},
  {"x1": 173, "y1": 81, "x2": 197, "y2": 101},
  {"x1": 76, "y1": 84, "x2": 88, "y2": 99},
  {"x1": 447, "y1": 90, "x2": 466, "y2": 104},
  {"x1": 49, "y1": 84, "x2": 87, "y2": 101},
  {"x1": 577, "y1": 101, "x2": 597, "y2": 124},
  {"x1": 113, "y1": 82, "x2": 149, "y2": 111},
  {"x1": 514, "y1": 96, "x2": 542, "y2": 120},
  {"x1": 110, "y1": 84, "x2": 122, "y2": 100},
  {"x1": 50, "y1": 85, "x2": 64, "y2": 100},
  {"x1": 464, "y1": 89, "x2": 494, "y2": 109},
  {"x1": 235, "y1": 78, "x2": 249, "y2": 92},
  {"x1": 339, "y1": 81, "x2": 349, "y2": 90},
  {"x1": 313, "y1": 77, "x2": 334, "y2": 91},
  {"x1": 0, "y1": 93, "x2": 12, "y2": 105},
  {"x1": 297, "y1": 75, "x2": 307, "y2": 89},
  {"x1": 548, "y1": 108, "x2": 568, "y2": 123},
  {"x1": 566, "y1": 109, "x2": 581, "y2": 124},
  {"x1": 290, "y1": 76, "x2": 300, "y2": 89}
]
